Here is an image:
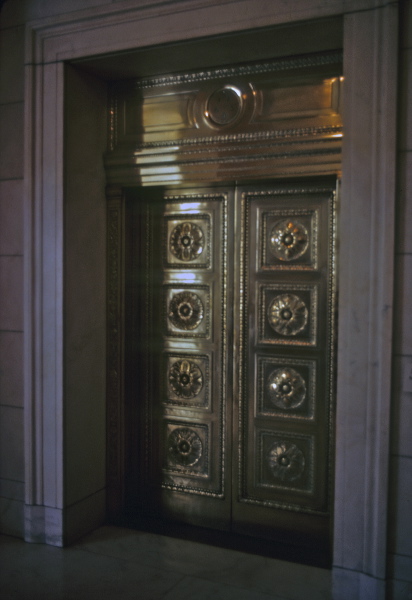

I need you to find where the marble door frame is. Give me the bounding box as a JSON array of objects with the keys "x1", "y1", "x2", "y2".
[{"x1": 23, "y1": 1, "x2": 398, "y2": 597}]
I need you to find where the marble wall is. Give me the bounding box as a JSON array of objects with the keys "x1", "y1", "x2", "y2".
[
  {"x1": 0, "y1": 13, "x2": 25, "y2": 537},
  {"x1": 0, "y1": 0, "x2": 111, "y2": 541},
  {"x1": 0, "y1": 0, "x2": 411, "y2": 596}
]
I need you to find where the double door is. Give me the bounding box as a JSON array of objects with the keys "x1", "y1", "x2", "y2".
[{"x1": 127, "y1": 179, "x2": 337, "y2": 559}]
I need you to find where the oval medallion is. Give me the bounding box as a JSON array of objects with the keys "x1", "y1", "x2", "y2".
[
  {"x1": 268, "y1": 293, "x2": 308, "y2": 336},
  {"x1": 267, "y1": 368, "x2": 306, "y2": 410}
]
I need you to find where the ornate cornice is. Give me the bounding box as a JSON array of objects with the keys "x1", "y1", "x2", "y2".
[
  {"x1": 129, "y1": 126, "x2": 343, "y2": 152},
  {"x1": 133, "y1": 50, "x2": 342, "y2": 89}
]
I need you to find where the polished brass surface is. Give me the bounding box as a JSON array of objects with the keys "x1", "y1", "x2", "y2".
[
  {"x1": 105, "y1": 52, "x2": 343, "y2": 186},
  {"x1": 107, "y1": 51, "x2": 341, "y2": 559},
  {"x1": 124, "y1": 180, "x2": 337, "y2": 554},
  {"x1": 124, "y1": 189, "x2": 231, "y2": 532},
  {"x1": 235, "y1": 183, "x2": 336, "y2": 535}
]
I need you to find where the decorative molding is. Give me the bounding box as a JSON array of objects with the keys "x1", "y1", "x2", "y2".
[
  {"x1": 130, "y1": 126, "x2": 343, "y2": 151},
  {"x1": 143, "y1": 203, "x2": 152, "y2": 481},
  {"x1": 25, "y1": 1, "x2": 383, "y2": 65},
  {"x1": 106, "y1": 187, "x2": 125, "y2": 493},
  {"x1": 24, "y1": 59, "x2": 66, "y2": 511},
  {"x1": 134, "y1": 146, "x2": 342, "y2": 165},
  {"x1": 132, "y1": 50, "x2": 343, "y2": 89}
]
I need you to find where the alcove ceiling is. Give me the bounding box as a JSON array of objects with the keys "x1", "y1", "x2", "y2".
[{"x1": 71, "y1": 16, "x2": 342, "y2": 81}]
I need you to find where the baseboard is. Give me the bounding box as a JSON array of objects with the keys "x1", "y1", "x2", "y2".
[
  {"x1": 332, "y1": 567, "x2": 386, "y2": 600},
  {"x1": 64, "y1": 488, "x2": 106, "y2": 545},
  {"x1": 24, "y1": 504, "x2": 64, "y2": 546},
  {"x1": 0, "y1": 496, "x2": 24, "y2": 538},
  {"x1": 24, "y1": 488, "x2": 106, "y2": 547}
]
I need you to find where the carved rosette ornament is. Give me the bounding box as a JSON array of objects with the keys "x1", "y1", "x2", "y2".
[
  {"x1": 170, "y1": 222, "x2": 204, "y2": 261},
  {"x1": 168, "y1": 428, "x2": 203, "y2": 467},
  {"x1": 270, "y1": 219, "x2": 309, "y2": 261},
  {"x1": 267, "y1": 368, "x2": 306, "y2": 410},
  {"x1": 169, "y1": 359, "x2": 203, "y2": 398},
  {"x1": 268, "y1": 441, "x2": 305, "y2": 482},
  {"x1": 268, "y1": 293, "x2": 308, "y2": 336},
  {"x1": 169, "y1": 292, "x2": 204, "y2": 330}
]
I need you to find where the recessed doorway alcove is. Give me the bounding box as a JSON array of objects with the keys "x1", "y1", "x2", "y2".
[
  {"x1": 24, "y1": 2, "x2": 397, "y2": 598},
  {"x1": 101, "y1": 41, "x2": 343, "y2": 568}
]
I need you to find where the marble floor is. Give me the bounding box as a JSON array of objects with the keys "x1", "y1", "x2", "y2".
[{"x1": 0, "y1": 525, "x2": 333, "y2": 600}]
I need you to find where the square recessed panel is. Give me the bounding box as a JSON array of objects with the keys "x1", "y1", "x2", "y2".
[
  {"x1": 257, "y1": 356, "x2": 316, "y2": 420},
  {"x1": 259, "y1": 283, "x2": 318, "y2": 346},
  {"x1": 164, "y1": 214, "x2": 211, "y2": 269},
  {"x1": 163, "y1": 421, "x2": 209, "y2": 478},
  {"x1": 258, "y1": 430, "x2": 314, "y2": 494},
  {"x1": 164, "y1": 353, "x2": 210, "y2": 410},
  {"x1": 164, "y1": 285, "x2": 210, "y2": 338},
  {"x1": 260, "y1": 208, "x2": 318, "y2": 271}
]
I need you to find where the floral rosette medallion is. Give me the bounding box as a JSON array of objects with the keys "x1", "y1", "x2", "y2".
[
  {"x1": 268, "y1": 293, "x2": 308, "y2": 336},
  {"x1": 270, "y1": 219, "x2": 309, "y2": 261},
  {"x1": 169, "y1": 359, "x2": 203, "y2": 399},
  {"x1": 170, "y1": 222, "x2": 204, "y2": 262},
  {"x1": 268, "y1": 441, "x2": 305, "y2": 482},
  {"x1": 267, "y1": 367, "x2": 306, "y2": 410},
  {"x1": 168, "y1": 427, "x2": 203, "y2": 467},
  {"x1": 168, "y1": 291, "x2": 204, "y2": 330}
]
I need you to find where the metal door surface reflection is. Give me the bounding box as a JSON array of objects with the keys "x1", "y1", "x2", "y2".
[{"x1": 126, "y1": 180, "x2": 337, "y2": 558}]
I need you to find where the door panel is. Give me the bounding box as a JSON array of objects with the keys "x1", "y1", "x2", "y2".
[
  {"x1": 232, "y1": 182, "x2": 337, "y2": 550},
  {"x1": 128, "y1": 179, "x2": 337, "y2": 554},
  {"x1": 132, "y1": 188, "x2": 233, "y2": 530}
]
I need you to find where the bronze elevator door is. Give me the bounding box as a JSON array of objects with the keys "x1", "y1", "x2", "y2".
[{"x1": 127, "y1": 179, "x2": 337, "y2": 560}]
